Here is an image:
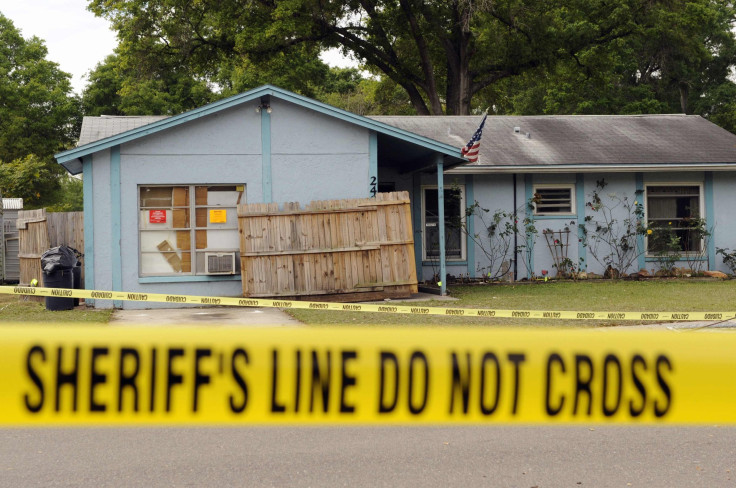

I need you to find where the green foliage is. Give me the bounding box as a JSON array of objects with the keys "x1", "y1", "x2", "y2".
[
  {"x1": 82, "y1": 53, "x2": 215, "y2": 116},
  {"x1": 314, "y1": 72, "x2": 416, "y2": 115},
  {"x1": 479, "y1": 0, "x2": 736, "y2": 131},
  {"x1": 716, "y1": 248, "x2": 736, "y2": 275},
  {"x1": 47, "y1": 176, "x2": 84, "y2": 212},
  {"x1": 583, "y1": 179, "x2": 646, "y2": 276},
  {"x1": 0, "y1": 154, "x2": 63, "y2": 208},
  {"x1": 0, "y1": 13, "x2": 80, "y2": 161},
  {"x1": 647, "y1": 217, "x2": 711, "y2": 275},
  {"x1": 649, "y1": 227, "x2": 682, "y2": 276},
  {"x1": 462, "y1": 197, "x2": 539, "y2": 280},
  {"x1": 87, "y1": 0, "x2": 656, "y2": 115}
]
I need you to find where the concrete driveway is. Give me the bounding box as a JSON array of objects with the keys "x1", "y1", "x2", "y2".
[
  {"x1": 108, "y1": 292, "x2": 454, "y2": 326},
  {"x1": 109, "y1": 306, "x2": 302, "y2": 326}
]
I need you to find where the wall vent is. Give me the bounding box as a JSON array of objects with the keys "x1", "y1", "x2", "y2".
[{"x1": 205, "y1": 252, "x2": 236, "y2": 275}]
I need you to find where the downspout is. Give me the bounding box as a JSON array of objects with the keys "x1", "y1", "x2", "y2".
[{"x1": 513, "y1": 173, "x2": 518, "y2": 281}]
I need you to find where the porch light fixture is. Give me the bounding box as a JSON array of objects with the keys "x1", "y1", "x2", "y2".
[{"x1": 255, "y1": 102, "x2": 272, "y2": 113}]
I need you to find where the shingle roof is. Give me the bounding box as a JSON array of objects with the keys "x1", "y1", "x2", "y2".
[
  {"x1": 58, "y1": 85, "x2": 463, "y2": 176},
  {"x1": 73, "y1": 111, "x2": 736, "y2": 171},
  {"x1": 370, "y1": 114, "x2": 736, "y2": 168},
  {"x1": 77, "y1": 115, "x2": 169, "y2": 146}
]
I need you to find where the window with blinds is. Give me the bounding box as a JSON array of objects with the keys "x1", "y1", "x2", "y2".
[{"x1": 646, "y1": 184, "x2": 702, "y2": 253}]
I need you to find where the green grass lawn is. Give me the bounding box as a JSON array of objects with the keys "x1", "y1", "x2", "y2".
[
  {"x1": 0, "y1": 294, "x2": 113, "y2": 324},
  {"x1": 285, "y1": 279, "x2": 736, "y2": 327}
]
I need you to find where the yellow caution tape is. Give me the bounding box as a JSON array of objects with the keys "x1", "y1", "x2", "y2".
[
  {"x1": 1, "y1": 326, "x2": 735, "y2": 426},
  {"x1": 1, "y1": 285, "x2": 735, "y2": 321}
]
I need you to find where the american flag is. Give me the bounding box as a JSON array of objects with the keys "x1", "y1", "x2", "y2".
[{"x1": 461, "y1": 114, "x2": 487, "y2": 163}]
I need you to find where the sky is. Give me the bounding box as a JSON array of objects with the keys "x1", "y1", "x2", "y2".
[
  {"x1": 0, "y1": 0, "x2": 118, "y2": 94},
  {"x1": 0, "y1": 0, "x2": 355, "y2": 95}
]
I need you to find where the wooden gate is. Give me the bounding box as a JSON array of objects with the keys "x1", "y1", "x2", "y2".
[
  {"x1": 238, "y1": 192, "x2": 417, "y2": 300},
  {"x1": 17, "y1": 209, "x2": 48, "y2": 289},
  {"x1": 17, "y1": 210, "x2": 84, "y2": 289}
]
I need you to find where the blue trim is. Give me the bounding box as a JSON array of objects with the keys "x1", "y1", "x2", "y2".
[
  {"x1": 369, "y1": 131, "x2": 378, "y2": 197},
  {"x1": 82, "y1": 155, "x2": 94, "y2": 305},
  {"x1": 139, "y1": 275, "x2": 242, "y2": 284},
  {"x1": 524, "y1": 175, "x2": 534, "y2": 279},
  {"x1": 532, "y1": 214, "x2": 577, "y2": 220},
  {"x1": 261, "y1": 108, "x2": 272, "y2": 202},
  {"x1": 437, "y1": 157, "x2": 446, "y2": 295},
  {"x1": 423, "y1": 261, "x2": 467, "y2": 266},
  {"x1": 705, "y1": 171, "x2": 716, "y2": 270},
  {"x1": 465, "y1": 174, "x2": 475, "y2": 278},
  {"x1": 56, "y1": 85, "x2": 463, "y2": 170},
  {"x1": 576, "y1": 173, "x2": 586, "y2": 270},
  {"x1": 635, "y1": 173, "x2": 645, "y2": 271},
  {"x1": 412, "y1": 173, "x2": 423, "y2": 280},
  {"x1": 110, "y1": 146, "x2": 122, "y2": 308}
]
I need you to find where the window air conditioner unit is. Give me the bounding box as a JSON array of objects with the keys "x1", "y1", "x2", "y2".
[{"x1": 205, "y1": 252, "x2": 236, "y2": 275}]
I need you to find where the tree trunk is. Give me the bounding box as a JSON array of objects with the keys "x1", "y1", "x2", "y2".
[
  {"x1": 679, "y1": 81, "x2": 689, "y2": 114},
  {"x1": 444, "y1": 5, "x2": 472, "y2": 115}
]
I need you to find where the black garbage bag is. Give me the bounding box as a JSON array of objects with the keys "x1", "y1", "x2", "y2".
[{"x1": 41, "y1": 245, "x2": 79, "y2": 273}]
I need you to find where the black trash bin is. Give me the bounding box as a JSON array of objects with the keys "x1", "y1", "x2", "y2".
[
  {"x1": 72, "y1": 264, "x2": 82, "y2": 306},
  {"x1": 41, "y1": 246, "x2": 79, "y2": 311},
  {"x1": 43, "y1": 269, "x2": 75, "y2": 311}
]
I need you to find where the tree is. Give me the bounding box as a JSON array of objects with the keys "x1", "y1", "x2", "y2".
[
  {"x1": 88, "y1": 0, "x2": 650, "y2": 115},
  {"x1": 82, "y1": 53, "x2": 216, "y2": 116},
  {"x1": 0, "y1": 154, "x2": 64, "y2": 208},
  {"x1": 478, "y1": 0, "x2": 736, "y2": 127},
  {"x1": 0, "y1": 13, "x2": 80, "y2": 162},
  {"x1": 312, "y1": 68, "x2": 415, "y2": 115}
]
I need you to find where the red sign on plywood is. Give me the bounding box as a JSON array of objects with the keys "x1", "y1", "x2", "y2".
[{"x1": 149, "y1": 209, "x2": 167, "y2": 224}]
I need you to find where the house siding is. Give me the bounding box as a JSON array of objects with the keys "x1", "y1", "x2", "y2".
[
  {"x1": 710, "y1": 172, "x2": 736, "y2": 272},
  {"x1": 270, "y1": 99, "x2": 370, "y2": 203},
  {"x1": 91, "y1": 149, "x2": 113, "y2": 307},
  {"x1": 87, "y1": 102, "x2": 373, "y2": 308},
  {"x1": 414, "y1": 169, "x2": 736, "y2": 284}
]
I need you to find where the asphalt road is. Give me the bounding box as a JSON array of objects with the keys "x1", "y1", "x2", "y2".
[{"x1": 2, "y1": 426, "x2": 735, "y2": 487}]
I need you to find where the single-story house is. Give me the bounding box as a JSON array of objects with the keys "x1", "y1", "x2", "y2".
[{"x1": 55, "y1": 85, "x2": 736, "y2": 308}]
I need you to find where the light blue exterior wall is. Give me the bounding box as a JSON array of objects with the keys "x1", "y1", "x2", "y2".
[
  {"x1": 87, "y1": 101, "x2": 373, "y2": 308},
  {"x1": 447, "y1": 170, "x2": 736, "y2": 281},
  {"x1": 270, "y1": 98, "x2": 370, "y2": 202},
  {"x1": 712, "y1": 172, "x2": 736, "y2": 271},
  {"x1": 91, "y1": 149, "x2": 113, "y2": 307}
]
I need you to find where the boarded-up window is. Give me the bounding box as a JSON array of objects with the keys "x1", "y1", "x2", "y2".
[{"x1": 139, "y1": 185, "x2": 244, "y2": 276}]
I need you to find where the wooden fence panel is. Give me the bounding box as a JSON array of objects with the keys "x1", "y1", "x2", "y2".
[
  {"x1": 238, "y1": 192, "x2": 417, "y2": 300},
  {"x1": 47, "y1": 212, "x2": 84, "y2": 251},
  {"x1": 17, "y1": 210, "x2": 84, "y2": 293}
]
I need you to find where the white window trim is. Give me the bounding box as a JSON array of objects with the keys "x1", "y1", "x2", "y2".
[
  {"x1": 644, "y1": 181, "x2": 705, "y2": 257},
  {"x1": 138, "y1": 184, "x2": 244, "y2": 277},
  {"x1": 532, "y1": 184, "x2": 576, "y2": 216},
  {"x1": 420, "y1": 184, "x2": 467, "y2": 262}
]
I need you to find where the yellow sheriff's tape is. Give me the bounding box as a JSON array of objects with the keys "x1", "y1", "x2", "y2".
[
  {"x1": 1, "y1": 326, "x2": 735, "y2": 426},
  {"x1": 1, "y1": 285, "x2": 735, "y2": 321}
]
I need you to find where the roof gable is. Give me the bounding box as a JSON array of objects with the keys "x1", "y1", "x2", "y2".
[{"x1": 56, "y1": 85, "x2": 462, "y2": 174}]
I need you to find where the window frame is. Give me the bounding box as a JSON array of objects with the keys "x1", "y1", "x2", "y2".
[
  {"x1": 644, "y1": 182, "x2": 704, "y2": 257},
  {"x1": 532, "y1": 184, "x2": 576, "y2": 216},
  {"x1": 420, "y1": 184, "x2": 466, "y2": 262},
  {"x1": 138, "y1": 184, "x2": 244, "y2": 277}
]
